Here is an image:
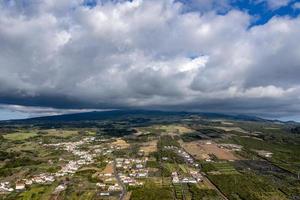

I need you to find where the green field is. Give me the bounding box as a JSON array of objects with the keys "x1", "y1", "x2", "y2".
[
  {"x1": 224, "y1": 136, "x2": 300, "y2": 174},
  {"x1": 10, "y1": 184, "x2": 57, "y2": 200},
  {"x1": 202, "y1": 162, "x2": 239, "y2": 175},
  {"x1": 3, "y1": 132, "x2": 38, "y2": 141},
  {"x1": 131, "y1": 182, "x2": 173, "y2": 200},
  {"x1": 208, "y1": 173, "x2": 288, "y2": 200},
  {"x1": 46, "y1": 130, "x2": 78, "y2": 138}
]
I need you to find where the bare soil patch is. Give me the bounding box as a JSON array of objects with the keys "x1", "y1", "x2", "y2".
[
  {"x1": 102, "y1": 163, "x2": 114, "y2": 174},
  {"x1": 182, "y1": 141, "x2": 239, "y2": 161},
  {"x1": 112, "y1": 138, "x2": 130, "y2": 149},
  {"x1": 140, "y1": 140, "x2": 157, "y2": 155}
]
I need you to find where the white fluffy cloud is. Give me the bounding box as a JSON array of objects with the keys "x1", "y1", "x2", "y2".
[
  {"x1": 293, "y1": 2, "x2": 300, "y2": 9},
  {"x1": 255, "y1": 0, "x2": 292, "y2": 9},
  {"x1": 0, "y1": 0, "x2": 300, "y2": 117}
]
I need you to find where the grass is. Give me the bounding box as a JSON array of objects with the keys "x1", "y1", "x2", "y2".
[
  {"x1": 202, "y1": 162, "x2": 239, "y2": 175},
  {"x1": 16, "y1": 184, "x2": 57, "y2": 200},
  {"x1": 179, "y1": 164, "x2": 188, "y2": 173},
  {"x1": 86, "y1": 131, "x2": 96, "y2": 136},
  {"x1": 165, "y1": 163, "x2": 177, "y2": 172},
  {"x1": 158, "y1": 125, "x2": 194, "y2": 134},
  {"x1": 130, "y1": 181, "x2": 173, "y2": 200},
  {"x1": 3, "y1": 132, "x2": 38, "y2": 141},
  {"x1": 208, "y1": 173, "x2": 288, "y2": 200},
  {"x1": 46, "y1": 130, "x2": 78, "y2": 138},
  {"x1": 224, "y1": 136, "x2": 300, "y2": 174},
  {"x1": 80, "y1": 191, "x2": 95, "y2": 200}
]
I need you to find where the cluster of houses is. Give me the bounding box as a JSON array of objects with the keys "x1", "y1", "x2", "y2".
[
  {"x1": 0, "y1": 136, "x2": 124, "y2": 195},
  {"x1": 218, "y1": 144, "x2": 242, "y2": 151},
  {"x1": 1, "y1": 137, "x2": 99, "y2": 194},
  {"x1": 95, "y1": 162, "x2": 123, "y2": 196},
  {"x1": 96, "y1": 182, "x2": 122, "y2": 195},
  {"x1": 96, "y1": 180, "x2": 123, "y2": 196},
  {"x1": 118, "y1": 173, "x2": 145, "y2": 186},
  {"x1": 171, "y1": 171, "x2": 202, "y2": 184},
  {"x1": 0, "y1": 182, "x2": 13, "y2": 193},
  {"x1": 256, "y1": 150, "x2": 273, "y2": 158},
  {"x1": 164, "y1": 146, "x2": 199, "y2": 167},
  {"x1": 0, "y1": 173, "x2": 56, "y2": 193},
  {"x1": 44, "y1": 137, "x2": 97, "y2": 177},
  {"x1": 116, "y1": 158, "x2": 148, "y2": 186},
  {"x1": 0, "y1": 172, "x2": 56, "y2": 193}
]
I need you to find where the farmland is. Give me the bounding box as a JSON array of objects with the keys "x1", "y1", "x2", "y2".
[
  {"x1": 0, "y1": 111, "x2": 299, "y2": 200},
  {"x1": 3, "y1": 132, "x2": 38, "y2": 141}
]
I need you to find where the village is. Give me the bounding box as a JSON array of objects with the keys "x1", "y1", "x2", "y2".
[
  {"x1": 0, "y1": 136, "x2": 102, "y2": 194},
  {"x1": 0, "y1": 120, "x2": 291, "y2": 200},
  {"x1": 163, "y1": 145, "x2": 203, "y2": 184}
]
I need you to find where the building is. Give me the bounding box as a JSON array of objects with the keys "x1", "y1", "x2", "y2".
[{"x1": 15, "y1": 183, "x2": 25, "y2": 190}]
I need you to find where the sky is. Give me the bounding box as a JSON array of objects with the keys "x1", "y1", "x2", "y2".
[{"x1": 0, "y1": 0, "x2": 300, "y2": 121}]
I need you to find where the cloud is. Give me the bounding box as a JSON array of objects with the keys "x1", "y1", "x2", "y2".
[
  {"x1": 254, "y1": 0, "x2": 292, "y2": 10},
  {"x1": 0, "y1": 0, "x2": 300, "y2": 118},
  {"x1": 265, "y1": 0, "x2": 291, "y2": 9},
  {"x1": 176, "y1": 0, "x2": 231, "y2": 13},
  {"x1": 0, "y1": 104, "x2": 109, "y2": 118},
  {"x1": 293, "y1": 2, "x2": 300, "y2": 9}
]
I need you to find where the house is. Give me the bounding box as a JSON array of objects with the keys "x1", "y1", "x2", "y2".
[
  {"x1": 162, "y1": 157, "x2": 168, "y2": 161},
  {"x1": 15, "y1": 183, "x2": 25, "y2": 190},
  {"x1": 54, "y1": 185, "x2": 66, "y2": 193},
  {"x1": 0, "y1": 182, "x2": 14, "y2": 192},
  {"x1": 24, "y1": 179, "x2": 33, "y2": 185},
  {"x1": 100, "y1": 192, "x2": 110, "y2": 196},
  {"x1": 172, "y1": 176, "x2": 180, "y2": 183},
  {"x1": 96, "y1": 183, "x2": 106, "y2": 189},
  {"x1": 108, "y1": 184, "x2": 122, "y2": 191},
  {"x1": 136, "y1": 164, "x2": 143, "y2": 169}
]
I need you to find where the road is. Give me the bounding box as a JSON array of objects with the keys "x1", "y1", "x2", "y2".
[
  {"x1": 201, "y1": 174, "x2": 229, "y2": 200},
  {"x1": 179, "y1": 146, "x2": 229, "y2": 200},
  {"x1": 113, "y1": 158, "x2": 127, "y2": 200}
]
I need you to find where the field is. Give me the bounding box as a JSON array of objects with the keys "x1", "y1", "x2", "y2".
[
  {"x1": 208, "y1": 173, "x2": 288, "y2": 200},
  {"x1": 140, "y1": 140, "x2": 157, "y2": 155},
  {"x1": 111, "y1": 138, "x2": 130, "y2": 149},
  {"x1": 214, "y1": 126, "x2": 248, "y2": 133},
  {"x1": 202, "y1": 162, "x2": 239, "y2": 175},
  {"x1": 45, "y1": 129, "x2": 78, "y2": 138},
  {"x1": 0, "y1": 112, "x2": 299, "y2": 200},
  {"x1": 153, "y1": 124, "x2": 195, "y2": 135},
  {"x1": 101, "y1": 162, "x2": 114, "y2": 174},
  {"x1": 3, "y1": 132, "x2": 38, "y2": 141},
  {"x1": 182, "y1": 141, "x2": 239, "y2": 161},
  {"x1": 224, "y1": 135, "x2": 300, "y2": 173}
]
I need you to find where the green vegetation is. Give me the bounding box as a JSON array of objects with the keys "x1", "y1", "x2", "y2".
[
  {"x1": 12, "y1": 184, "x2": 57, "y2": 200},
  {"x1": 3, "y1": 132, "x2": 38, "y2": 141},
  {"x1": 188, "y1": 184, "x2": 221, "y2": 200},
  {"x1": 157, "y1": 135, "x2": 180, "y2": 148},
  {"x1": 225, "y1": 136, "x2": 300, "y2": 174},
  {"x1": 0, "y1": 113, "x2": 299, "y2": 200},
  {"x1": 130, "y1": 182, "x2": 173, "y2": 200},
  {"x1": 208, "y1": 173, "x2": 288, "y2": 200},
  {"x1": 181, "y1": 132, "x2": 207, "y2": 142},
  {"x1": 202, "y1": 162, "x2": 239, "y2": 175},
  {"x1": 146, "y1": 160, "x2": 160, "y2": 168}
]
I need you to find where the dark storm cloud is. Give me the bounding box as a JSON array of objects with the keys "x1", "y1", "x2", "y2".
[{"x1": 0, "y1": 0, "x2": 300, "y2": 118}]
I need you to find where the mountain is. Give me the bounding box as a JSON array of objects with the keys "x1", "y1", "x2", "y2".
[{"x1": 1, "y1": 109, "x2": 269, "y2": 123}]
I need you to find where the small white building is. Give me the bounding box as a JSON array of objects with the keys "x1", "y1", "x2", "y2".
[{"x1": 15, "y1": 183, "x2": 25, "y2": 190}]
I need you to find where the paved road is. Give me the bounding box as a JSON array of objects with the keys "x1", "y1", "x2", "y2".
[
  {"x1": 179, "y1": 146, "x2": 229, "y2": 200},
  {"x1": 113, "y1": 158, "x2": 127, "y2": 200}
]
